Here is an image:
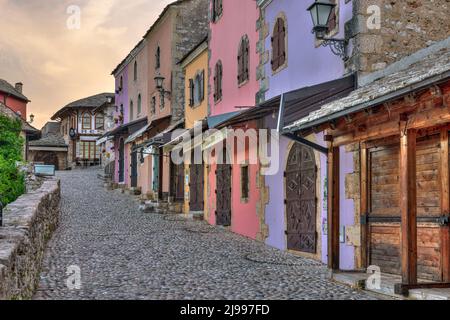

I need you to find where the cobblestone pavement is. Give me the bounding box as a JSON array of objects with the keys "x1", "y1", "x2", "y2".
[{"x1": 34, "y1": 168, "x2": 381, "y2": 300}]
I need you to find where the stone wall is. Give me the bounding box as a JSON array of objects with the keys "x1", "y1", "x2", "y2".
[
  {"x1": 346, "y1": 0, "x2": 450, "y2": 75},
  {"x1": 0, "y1": 178, "x2": 60, "y2": 300}
]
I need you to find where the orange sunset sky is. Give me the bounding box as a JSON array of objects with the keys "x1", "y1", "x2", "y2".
[{"x1": 0, "y1": 0, "x2": 173, "y2": 129}]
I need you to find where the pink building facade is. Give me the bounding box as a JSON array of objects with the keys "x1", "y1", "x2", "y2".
[{"x1": 206, "y1": 0, "x2": 262, "y2": 240}]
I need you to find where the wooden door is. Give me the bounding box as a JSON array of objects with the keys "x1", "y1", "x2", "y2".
[
  {"x1": 118, "y1": 138, "x2": 125, "y2": 183},
  {"x1": 368, "y1": 136, "x2": 443, "y2": 281},
  {"x1": 190, "y1": 163, "x2": 204, "y2": 212},
  {"x1": 170, "y1": 161, "x2": 184, "y2": 202},
  {"x1": 216, "y1": 149, "x2": 232, "y2": 226},
  {"x1": 130, "y1": 149, "x2": 138, "y2": 188},
  {"x1": 285, "y1": 143, "x2": 317, "y2": 253}
]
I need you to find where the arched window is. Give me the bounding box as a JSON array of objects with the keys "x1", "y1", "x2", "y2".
[
  {"x1": 237, "y1": 36, "x2": 249, "y2": 85},
  {"x1": 82, "y1": 112, "x2": 91, "y2": 129},
  {"x1": 95, "y1": 113, "x2": 104, "y2": 130},
  {"x1": 137, "y1": 94, "x2": 142, "y2": 115},
  {"x1": 133, "y1": 61, "x2": 137, "y2": 81},
  {"x1": 155, "y1": 46, "x2": 161, "y2": 69},
  {"x1": 120, "y1": 76, "x2": 123, "y2": 91},
  {"x1": 214, "y1": 61, "x2": 223, "y2": 103},
  {"x1": 271, "y1": 16, "x2": 287, "y2": 72},
  {"x1": 130, "y1": 100, "x2": 134, "y2": 121}
]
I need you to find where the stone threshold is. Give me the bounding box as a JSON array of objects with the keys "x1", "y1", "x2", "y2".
[{"x1": 332, "y1": 271, "x2": 450, "y2": 300}]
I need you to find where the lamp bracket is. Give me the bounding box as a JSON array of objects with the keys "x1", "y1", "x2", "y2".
[{"x1": 320, "y1": 37, "x2": 348, "y2": 60}]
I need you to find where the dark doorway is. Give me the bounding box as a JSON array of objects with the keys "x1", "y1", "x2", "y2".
[
  {"x1": 216, "y1": 147, "x2": 232, "y2": 226},
  {"x1": 118, "y1": 138, "x2": 125, "y2": 183}
]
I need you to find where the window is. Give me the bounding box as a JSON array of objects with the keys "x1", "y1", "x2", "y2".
[
  {"x1": 241, "y1": 165, "x2": 249, "y2": 200},
  {"x1": 271, "y1": 17, "x2": 287, "y2": 72},
  {"x1": 95, "y1": 113, "x2": 104, "y2": 130},
  {"x1": 150, "y1": 96, "x2": 156, "y2": 115},
  {"x1": 120, "y1": 76, "x2": 123, "y2": 91},
  {"x1": 79, "y1": 141, "x2": 98, "y2": 160},
  {"x1": 134, "y1": 61, "x2": 137, "y2": 81},
  {"x1": 237, "y1": 36, "x2": 250, "y2": 85},
  {"x1": 189, "y1": 70, "x2": 205, "y2": 107},
  {"x1": 82, "y1": 113, "x2": 91, "y2": 129},
  {"x1": 137, "y1": 94, "x2": 142, "y2": 115},
  {"x1": 130, "y1": 100, "x2": 134, "y2": 121},
  {"x1": 155, "y1": 46, "x2": 161, "y2": 69},
  {"x1": 214, "y1": 61, "x2": 223, "y2": 103},
  {"x1": 211, "y1": 0, "x2": 223, "y2": 22}
]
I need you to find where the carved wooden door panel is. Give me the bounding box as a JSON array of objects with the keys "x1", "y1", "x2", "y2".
[
  {"x1": 190, "y1": 163, "x2": 204, "y2": 212},
  {"x1": 216, "y1": 163, "x2": 232, "y2": 226},
  {"x1": 285, "y1": 143, "x2": 317, "y2": 253}
]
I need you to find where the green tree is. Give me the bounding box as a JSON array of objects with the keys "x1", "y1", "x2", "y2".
[{"x1": 0, "y1": 114, "x2": 25, "y2": 205}]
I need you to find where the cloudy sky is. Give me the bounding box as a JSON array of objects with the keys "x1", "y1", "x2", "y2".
[{"x1": 0, "y1": 0, "x2": 173, "y2": 129}]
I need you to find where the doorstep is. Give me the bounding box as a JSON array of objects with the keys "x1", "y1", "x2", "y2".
[{"x1": 332, "y1": 271, "x2": 450, "y2": 300}]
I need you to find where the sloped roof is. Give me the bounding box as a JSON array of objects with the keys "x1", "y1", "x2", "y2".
[
  {"x1": 0, "y1": 79, "x2": 29, "y2": 102},
  {"x1": 285, "y1": 43, "x2": 450, "y2": 133},
  {"x1": 51, "y1": 92, "x2": 114, "y2": 120},
  {"x1": 29, "y1": 134, "x2": 67, "y2": 148},
  {"x1": 0, "y1": 101, "x2": 38, "y2": 133}
]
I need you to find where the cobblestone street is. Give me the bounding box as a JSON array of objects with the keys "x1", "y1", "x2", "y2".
[{"x1": 33, "y1": 168, "x2": 380, "y2": 300}]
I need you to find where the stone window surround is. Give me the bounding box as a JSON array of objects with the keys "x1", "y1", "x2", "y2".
[{"x1": 271, "y1": 12, "x2": 288, "y2": 76}]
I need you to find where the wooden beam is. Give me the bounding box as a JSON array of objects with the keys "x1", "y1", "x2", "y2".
[
  {"x1": 328, "y1": 145, "x2": 340, "y2": 270},
  {"x1": 360, "y1": 146, "x2": 369, "y2": 269},
  {"x1": 440, "y1": 128, "x2": 450, "y2": 282},
  {"x1": 332, "y1": 105, "x2": 450, "y2": 147},
  {"x1": 399, "y1": 126, "x2": 417, "y2": 285}
]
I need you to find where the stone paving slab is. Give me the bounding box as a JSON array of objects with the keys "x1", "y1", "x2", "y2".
[{"x1": 34, "y1": 168, "x2": 381, "y2": 300}]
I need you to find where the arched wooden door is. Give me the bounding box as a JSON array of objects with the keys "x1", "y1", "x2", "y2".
[
  {"x1": 285, "y1": 143, "x2": 317, "y2": 253},
  {"x1": 118, "y1": 138, "x2": 125, "y2": 183},
  {"x1": 216, "y1": 148, "x2": 232, "y2": 226}
]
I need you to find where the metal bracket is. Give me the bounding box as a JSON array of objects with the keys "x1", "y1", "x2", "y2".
[{"x1": 321, "y1": 38, "x2": 348, "y2": 60}]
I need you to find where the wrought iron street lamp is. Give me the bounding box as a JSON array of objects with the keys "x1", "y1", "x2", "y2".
[{"x1": 307, "y1": 0, "x2": 348, "y2": 60}]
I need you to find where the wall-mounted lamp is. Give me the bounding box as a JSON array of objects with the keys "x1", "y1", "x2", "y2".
[
  {"x1": 154, "y1": 73, "x2": 171, "y2": 108},
  {"x1": 307, "y1": 0, "x2": 348, "y2": 60},
  {"x1": 29, "y1": 114, "x2": 35, "y2": 124}
]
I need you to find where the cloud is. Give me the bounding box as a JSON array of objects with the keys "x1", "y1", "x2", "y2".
[{"x1": 0, "y1": 0, "x2": 173, "y2": 128}]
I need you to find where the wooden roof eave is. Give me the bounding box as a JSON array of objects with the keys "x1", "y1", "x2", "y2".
[{"x1": 285, "y1": 71, "x2": 450, "y2": 146}]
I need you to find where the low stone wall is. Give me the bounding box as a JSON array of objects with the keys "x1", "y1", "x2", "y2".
[{"x1": 0, "y1": 178, "x2": 60, "y2": 300}]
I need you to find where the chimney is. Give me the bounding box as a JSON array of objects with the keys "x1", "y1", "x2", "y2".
[{"x1": 15, "y1": 82, "x2": 23, "y2": 93}]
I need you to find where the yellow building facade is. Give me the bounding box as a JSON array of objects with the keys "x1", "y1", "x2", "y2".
[{"x1": 180, "y1": 39, "x2": 208, "y2": 216}]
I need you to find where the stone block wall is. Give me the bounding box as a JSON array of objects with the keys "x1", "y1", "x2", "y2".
[
  {"x1": 346, "y1": 0, "x2": 450, "y2": 75},
  {"x1": 0, "y1": 178, "x2": 60, "y2": 300}
]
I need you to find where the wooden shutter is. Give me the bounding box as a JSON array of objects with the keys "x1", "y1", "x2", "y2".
[
  {"x1": 278, "y1": 19, "x2": 286, "y2": 67},
  {"x1": 244, "y1": 40, "x2": 249, "y2": 81},
  {"x1": 272, "y1": 19, "x2": 280, "y2": 71},
  {"x1": 189, "y1": 78, "x2": 194, "y2": 106},
  {"x1": 218, "y1": 63, "x2": 222, "y2": 99},
  {"x1": 200, "y1": 70, "x2": 205, "y2": 101},
  {"x1": 237, "y1": 42, "x2": 243, "y2": 84}
]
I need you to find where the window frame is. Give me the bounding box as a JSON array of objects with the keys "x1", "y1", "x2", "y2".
[
  {"x1": 133, "y1": 61, "x2": 138, "y2": 81},
  {"x1": 137, "y1": 94, "x2": 142, "y2": 115},
  {"x1": 82, "y1": 112, "x2": 92, "y2": 130},
  {"x1": 211, "y1": 0, "x2": 223, "y2": 23},
  {"x1": 95, "y1": 113, "x2": 105, "y2": 130},
  {"x1": 130, "y1": 100, "x2": 134, "y2": 121}
]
